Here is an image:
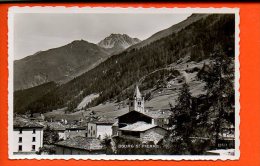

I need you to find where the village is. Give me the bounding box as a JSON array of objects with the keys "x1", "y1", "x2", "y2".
[{"x1": 13, "y1": 85, "x2": 235, "y2": 155}]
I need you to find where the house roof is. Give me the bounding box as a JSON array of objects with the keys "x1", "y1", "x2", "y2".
[
  {"x1": 65, "y1": 125, "x2": 86, "y2": 130},
  {"x1": 66, "y1": 126, "x2": 86, "y2": 130},
  {"x1": 13, "y1": 117, "x2": 44, "y2": 128},
  {"x1": 119, "y1": 121, "x2": 164, "y2": 132},
  {"x1": 94, "y1": 117, "x2": 117, "y2": 125},
  {"x1": 46, "y1": 122, "x2": 66, "y2": 131},
  {"x1": 31, "y1": 113, "x2": 42, "y2": 118},
  {"x1": 144, "y1": 110, "x2": 172, "y2": 119},
  {"x1": 55, "y1": 136, "x2": 103, "y2": 151}
]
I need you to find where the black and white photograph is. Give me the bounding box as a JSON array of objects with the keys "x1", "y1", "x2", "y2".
[{"x1": 8, "y1": 7, "x2": 239, "y2": 160}]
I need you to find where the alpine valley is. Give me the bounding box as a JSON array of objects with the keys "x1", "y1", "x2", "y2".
[
  {"x1": 14, "y1": 34, "x2": 140, "y2": 90},
  {"x1": 14, "y1": 13, "x2": 235, "y2": 127}
]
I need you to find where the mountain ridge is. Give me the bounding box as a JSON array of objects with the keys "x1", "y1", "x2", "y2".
[
  {"x1": 14, "y1": 39, "x2": 110, "y2": 90},
  {"x1": 13, "y1": 14, "x2": 235, "y2": 114},
  {"x1": 98, "y1": 33, "x2": 141, "y2": 54},
  {"x1": 127, "y1": 14, "x2": 210, "y2": 51}
]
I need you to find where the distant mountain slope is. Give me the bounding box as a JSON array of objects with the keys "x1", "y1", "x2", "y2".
[
  {"x1": 98, "y1": 34, "x2": 141, "y2": 55},
  {"x1": 14, "y1": 81, "x2": 58, "y2": 114},
  {"x1": 127, "y1": 14, "x2": 209, "y2": 51},
  {"x1": 14, "y1": 40, "x2": 110, "y2": 90},
  {"x1": 14, "y1": 14, "x2": 235, "y2": 114}
]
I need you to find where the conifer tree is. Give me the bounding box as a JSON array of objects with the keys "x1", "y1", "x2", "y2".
[
  {"x1": 198, "y1": 44, "x2": 234, "y2": 147},
  {"x1": 165, "y1": 82, "x2": 193, "y2": 154}
]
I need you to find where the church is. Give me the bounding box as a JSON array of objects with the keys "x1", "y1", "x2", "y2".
[
  {"x1": 112, "y1": 85, "x2": 171, "y2": 144},
  {"x1": 129, "y1": 85, "x2": 146, "y2": 113}
]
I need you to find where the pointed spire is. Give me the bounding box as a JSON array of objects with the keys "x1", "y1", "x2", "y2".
[{"x1": 134, "y1": 85, "x2": 142, "y2": 98}]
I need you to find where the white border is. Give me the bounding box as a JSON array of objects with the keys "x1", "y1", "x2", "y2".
[{"x1": 8, "y1": 7, "x2": 240, "y2": 160}]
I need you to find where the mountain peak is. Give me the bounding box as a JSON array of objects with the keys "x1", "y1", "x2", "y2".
[
  {"x1": 109, "y1": 33, "x2": 128, "y2": 37},
  {"x1": 98, "y1": 33, "x2": 141, "y2": 50},
  {"x1": 69, "y1": 39, "x2": 90, "y2": 45}
]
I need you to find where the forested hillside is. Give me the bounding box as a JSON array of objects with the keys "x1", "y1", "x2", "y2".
[
  {"x1": 14, "y1": 82, "x2": 58, "y2": 114},
  {"x1": 14, "y1": 14, "x2": 235, "y2": 114}
]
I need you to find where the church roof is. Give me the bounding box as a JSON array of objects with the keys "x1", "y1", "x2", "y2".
[
  {"x1": 119, "y1": 121, "x2": 167, "y2": 132},
  {"x1": 134, "y1": 85, "x2": 142, "y2": 98},
  {"x1": 117, "y1": 110, "x2": 153, "y2": 119},
  {"x1": 119, "y1": 122, "x2": 157, "y2": 132}
]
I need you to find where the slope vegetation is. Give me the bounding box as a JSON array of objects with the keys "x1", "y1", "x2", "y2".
[{"x1": 14, "y1": 14, "x2": 235, "y2": 114}]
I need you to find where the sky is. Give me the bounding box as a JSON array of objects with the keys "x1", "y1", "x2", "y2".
[{"x1": 14, "y1": 13, "x2": 191, "y2": 60}]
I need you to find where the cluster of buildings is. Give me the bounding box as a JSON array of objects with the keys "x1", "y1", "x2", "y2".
[
  {"x1": 112, "y1": 86, "x2": 172, "y2": 144},
  {"x1": 53, "y1": 86, "x2": 172, "y2": 154},
  {"x1": 13, "y1": 85, "x2": 172, "y2": 155},
  {"x1": 12, "y1": 85, "x2": 234, "y2": 155}
]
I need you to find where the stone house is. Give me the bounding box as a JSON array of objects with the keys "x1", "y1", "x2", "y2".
[
  {"x1": 118, "y1": 121, "x2": 167, "y2": 144},
  {"x1": 55, "y1": 136, "x2": 104, "y2": 155}
]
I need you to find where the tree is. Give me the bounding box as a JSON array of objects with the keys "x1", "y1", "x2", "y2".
[
  {"x1": 43, "y1": 125, "x2": 59, "y2": 145},
  {"x1": 37, "y1": 145, "x2": 56, "y2": 155},
  {"x1": 165, "y1": 82, "x2": 193, "y2": 154},
  {"x1": 101, "y1": 134, "x2": 113, "y2": 154},
  {"x1": 198, "y1": 44, "x2": 234, "y2": 147}
]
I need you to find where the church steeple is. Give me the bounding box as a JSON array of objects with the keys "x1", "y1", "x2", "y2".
[
  {"x1": 129, "y1": 85, "x2": 145, "y2": 113},
  {"x1": 134, "y1": 85, "x2": 142, "y2": 99}
]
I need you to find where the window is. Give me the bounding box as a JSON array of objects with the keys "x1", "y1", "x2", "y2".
[
  {"x1": 91, "y1": 126, "x2": 93, "y2": 130},
  {"x1": 33, "y1": 129, "x2": 36, "y2": 134},
  {"x1": 19, "y1": 129, "x2": 22, "y2": 134},
  {"x1": 130, "y1": 102, "x2": 133, "y2": 106},
  {"x1": 18, "y1": 137, "x2": 22, "y2": 143},
  {"x1": 32, "y1": 145, "x2": 35, "y2": 151},
  {"x1": 32, "y1": 137, "x2": 36, "y2": 142},
  {"x1": 18, "y1": 145, "x2": 22, "y2": 151}
]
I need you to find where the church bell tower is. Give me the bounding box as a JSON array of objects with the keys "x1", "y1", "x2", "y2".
[{"x1": 129, "y1": 85, "x2": 144, "y2": 113}]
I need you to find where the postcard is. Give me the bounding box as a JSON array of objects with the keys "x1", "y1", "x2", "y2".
[{"x1": 8, "y1": 7, "x2": 240, "y2": 160}]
